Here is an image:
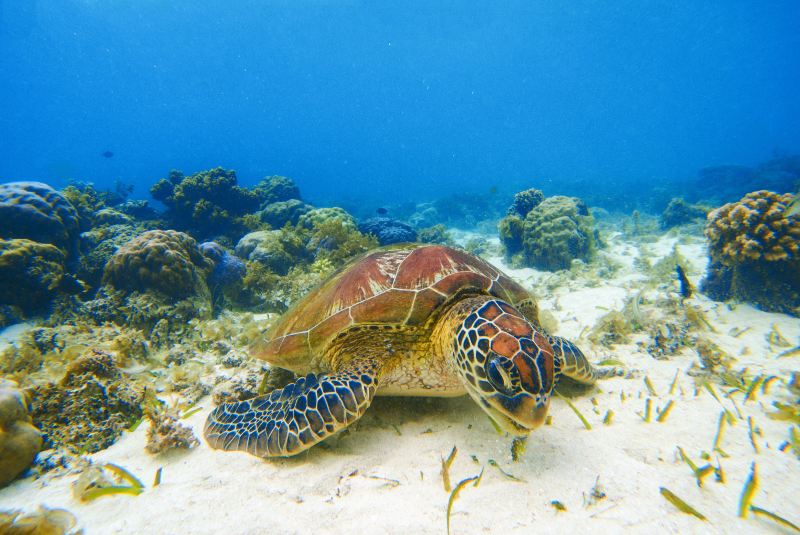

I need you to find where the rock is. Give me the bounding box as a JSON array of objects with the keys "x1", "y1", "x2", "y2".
[
  {"x1": 358, "y1": 217, "x2": 417, "y2": 245},
  {"x1": 0, "y1": 380, "x2": 42, "y2": 487}
]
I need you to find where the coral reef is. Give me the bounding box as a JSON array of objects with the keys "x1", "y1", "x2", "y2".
[
  {"x1": 701, "y1": 190, "x2": 800, "y2": 315},
  {"x1": 0, "y1": 239, "x2": 72, "y2": 314},
  {"x1": 254, "y1": 175, "x2": 302, "y2": 205},
  {"x1": 28, "y1": 350, "x2": 143, "y2": 453},
  {"x1": 200, "y1": 242, "x2": 246, "y2": 289},
  {"x1": 693, "y1": 156, "x2": 800, "y2": 205},
  {"x1": 77, "y1": 223, "x2": 150, "y2": 288},
  {"x1": 117, "y1": 199, "x2": 159, "y2": 220},
  {"x1": 416, "y1": 224, "x2": 454, "y2": 246},
  {"x1": 358, "y1": 217, "x2": 417, "y2": 245},
  {"x1": 235, "y1": 229, "x2": 309, "y2": 275},
  {"x1": 297, "y1": 207, "x2": 356, "y2": 230},
  {"x1": 507, "y1": 188, "x2": 544, "y2": 218},
  {"x1": 499, "y1": 194, "x2": 596, "y2": 271},
  {"x1": 0, "y1": 380, "x2": 42, "y2": 487},
  {"x1": 103, "y1": 230, "x2": 213, "y2": 299},
  {"x1": 659, "y1": 198, "x2": 710, "y2": 229},
  {"x1": 0, "y1": 182, "x2": 80, "y2": 256},
  {"x1": 259, "y1": 198, "x2": 312, "y2": 228},
  {"x1": 150, "y1": 168, "x2": 262, "y2": 239}
]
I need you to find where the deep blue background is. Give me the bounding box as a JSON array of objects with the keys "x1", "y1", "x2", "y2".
[{"x1": 1, "y1": 1, "x2": 799, "y2": 206}]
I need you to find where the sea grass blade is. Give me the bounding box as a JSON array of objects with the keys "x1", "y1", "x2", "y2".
[
  {"x1": 738, "y1": 462, "x2": 758, "y2": 518},
  {"x1": 750, "y1": 505, "x2": 800, "y2": 533},
  {"x1": 659, "y1": 487, "x2": 706, "y2": 520},
  {"x1": 104, "y1": 463, "x2": 144, "y2": 489},
  {"x1": 80, "y1": 485, "x2": 143, "y2": 502},
  {"x1": 656, "y1": 400, "x2": 675, "y2": 422},
  {"x1": 441, "y1": 445, "x2": 458, "y2": 492},
  {"x1": 446, "y1": 470, "x2": 483, "y2": 535},
  {"x1": 487, "y1": 459, "x2": 524, "y2": 482},
  {"x1": 747, "y1": 416, "x2": 759, "y2": 453},
  {"x1": 602, "y1": 410, "x2": 614, "y2": 425},
  {"x1": 556, "y1": 392, "x2": 592, "y2": 430},
  {"x1": 712, "y1": 412, "x2": 726, "y2": 454},
  {"x1": 668, "y1": 370, "x2": 679, "y2": 395},
  {"x1": 644, "y1": 376, "x2": 657, "y2": 396},
  {"x1": 180, "y1": 406, "x2": 203, "y2": 419}
]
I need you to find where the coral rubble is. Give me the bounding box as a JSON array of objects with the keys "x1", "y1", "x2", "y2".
[
  {"x1": 28, "y1": 350, "x2": 143, "y2": 454},
  {"x1": 701, "y1": 190, "x2": 800, "y2": 315}
]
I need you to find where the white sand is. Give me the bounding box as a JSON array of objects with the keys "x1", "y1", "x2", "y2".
[{"x1": 1, "y1": 230, "x2": 799, "y2": 534}]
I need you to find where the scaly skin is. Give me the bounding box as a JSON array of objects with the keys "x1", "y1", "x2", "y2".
[{"x1": 205, "y1": 295, "x2": 598, "y2": 457}]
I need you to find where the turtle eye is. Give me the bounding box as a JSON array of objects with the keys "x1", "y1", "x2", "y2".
[{"x1": 487, "y1": 357, "x2": 518, "y2": 395}]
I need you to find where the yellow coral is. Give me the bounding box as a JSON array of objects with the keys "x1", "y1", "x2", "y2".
[{"x1": 705, "y1": 191, "x2": 800, "y2": 265}]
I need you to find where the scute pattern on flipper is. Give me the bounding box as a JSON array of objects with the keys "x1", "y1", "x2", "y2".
[{"x1": 204, "y1": 360, "x2": 380, "y2": 457}]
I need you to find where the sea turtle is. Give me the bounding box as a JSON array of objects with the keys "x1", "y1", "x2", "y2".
[{"x1": 205, "y1": 244, "x2": 601, "y2": 457}]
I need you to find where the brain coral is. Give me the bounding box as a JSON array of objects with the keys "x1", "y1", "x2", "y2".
[
  {"x1": 0, "y1": 380, "x2": 42, "y2": 487},
  {"x1": 103, "y1": 230, "x2": 213, "y2": 299},
  {"x1": 0, "y1": 182, "x2": 79, "y2": 254},
  {"x1": 702, "y1": 190, "x2": 800, "y2": 315},
  {"x1": 500, "y1": 194, "x2": 596, "y2": 271}
]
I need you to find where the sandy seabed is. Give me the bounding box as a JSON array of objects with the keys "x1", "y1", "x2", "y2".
[{"x1": 1, "y1": 229, "x2": 798, "y2": 535}]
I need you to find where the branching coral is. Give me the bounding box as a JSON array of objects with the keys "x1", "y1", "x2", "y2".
[
  {"x1": 0, "y1": 380, "x2": 42, "y2": 487},
  {"x1": 103, "y1": 230, "x2": 213, "y2": 299},
  {"x1": 150, "y1": 168, "x2": 262, "y2": 239},
  {"x1": 702, "y1": 190, "x2": 800, "y2": 315}
]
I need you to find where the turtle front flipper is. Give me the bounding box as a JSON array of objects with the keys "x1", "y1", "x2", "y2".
[
  {"x1": 548, "y1": 335, "x2": 598, "y2": 386},
  {"x1": 204, "y1": 359, "x2": 381, "y2": 457}
]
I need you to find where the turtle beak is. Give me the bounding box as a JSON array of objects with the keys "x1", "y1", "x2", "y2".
[{"x1": 486, "y1": 395, "x2": 550, "y2": 435}]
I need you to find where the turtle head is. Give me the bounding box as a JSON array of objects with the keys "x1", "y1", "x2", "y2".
[{"x1": 452, "y1": 299, "x2": 561, "y2": 435}]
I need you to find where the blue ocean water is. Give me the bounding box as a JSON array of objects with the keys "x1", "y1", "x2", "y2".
[{"x1": 1, "y1": 1, "x2": 799, "y2": 208}]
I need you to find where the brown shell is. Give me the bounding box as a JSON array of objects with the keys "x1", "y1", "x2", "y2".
[{"x1": 259, "y1": 244, "x2": 533, "y2": 367}]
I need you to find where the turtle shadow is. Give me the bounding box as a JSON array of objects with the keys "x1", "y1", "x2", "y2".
[{"x1": 267, "y1": 396, "x2": 474, "y2": 466}]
